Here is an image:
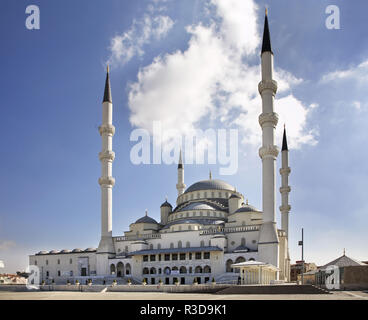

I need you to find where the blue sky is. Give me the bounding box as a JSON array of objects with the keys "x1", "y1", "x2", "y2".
[{"x1": 0, "y1": 0, "x2": 367, "y2": 273}]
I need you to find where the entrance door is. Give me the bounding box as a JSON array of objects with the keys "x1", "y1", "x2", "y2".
[
  {"x1": 151, "y1": 278, "x2": 155, "y2": 285},
  {"x1": 181, "y1": 277, "x2": 185, "y2": 284},
  {"x1": 81, "y1": 268, "x2": 87, "y2": 276},
  {"x1": 165, "y1": 278, "x2": 170, "y2": 285}
]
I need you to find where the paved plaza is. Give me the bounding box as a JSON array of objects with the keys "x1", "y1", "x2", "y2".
[{"x1": 1, "y1": 290, "x2": 368, "y2": 300}]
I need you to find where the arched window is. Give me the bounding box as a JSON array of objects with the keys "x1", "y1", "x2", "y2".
[
  {"x1": 157, "y1": 243, "x2": 161, "y2": 249},
  {"x1": 200, "y1": 240, "x2": 204, "y2": 247},
  {"x1": 180, "y1": 266, "x2": 187, "y2": 274},
  {"x1": 248, "y1": 258, "x2": 255, "y2": 261},
  {"x1": 143, "y1": 267, "x2": 149, "y2": 275},
  {"x1": 149, "y1": 244, "x2": 153, "y2": 250},
  {"x1": 170, "y1": 243, "x2": 174, "y2": 249},
  {"x1": 234, "y1": 256, "x2": 245, "y2": 273},
  {"x1": 125, "y1": 263, "x2": 131, "y2": 275},
  {"x1": 164, "y1": 267, "x2": 171, "y2": 275},
  {"x1": 195, "y1": 266, "x2": 203, "y2": 273},
  {"x1": 226, "y1": 259, "x2": 233, "y2": 272},
  {"x1": 186, "y1": 241, "x2": 190, "y2": 248},
  {"x1": 110, "y1": 264, "x2": 116, "y2": 275},
  {"x1": 172, "y1": 266, "x2": 178, "y2": 271},
  {"x1": 204, "y1": 265, "x2": 211, "y2": 273},
  {"x1": 178, "y1": 241, "x2": 182, "y2": 248},
  {"x1": 117, "y1": 262, "x2": 124, "y2": 277},
  {"x1": 150, "y1": 267, "x2": 156, "y2": 274}
]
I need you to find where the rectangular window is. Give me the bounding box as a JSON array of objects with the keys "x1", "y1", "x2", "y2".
[
  {"x1": 158, "y1": 254, "x2": 162, "y2": 261},
  {"x1": 143, "y1": 255, "x2": 148, "y2": 262},
  {"x1": 189, "y1": 253, "x2": 192, "y2": 260},
  {"x1": 172, "y1": 253, "x2": 178, "y2": 261},
  {"x1": 164, "y1": 254, "x2": 170, "y2": 261},
  {"x1": 70, "y1": 259, "x2": 72, "y2": 264},
  {"x1": 195, "y1": 252, "x2": 202, "y2": 260},
  {"x1": 150, "y1": 255, "x2": 156, "y2": 262},
  {"x1": 180, "y1": 253, "x2": 186, "y2": 260},
  {"x1": 57, "y1": 270, "x2": 61, "y2": 277},
  {"x1": 204, "y1": 252, "x2": 210, "y2": 259}
]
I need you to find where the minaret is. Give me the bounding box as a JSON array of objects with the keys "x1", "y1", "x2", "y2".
[
  {"x1": 280, "y1": 126, "x2": 291, "y2": 238},
  {"x1": 97, "y1": 66, "x2": 116, "y2": 261},
  {"x1": 176, "y1": 149, "x2": 186, "y2": 197},
  {"x1": 257, "y1": 10, "x2": 280, "y2": 270}
]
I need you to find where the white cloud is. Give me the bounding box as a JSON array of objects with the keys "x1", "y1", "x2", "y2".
[
  {"x1": 108, "y1": 14, "x2": 174, "y2": 66},
  {"x1": 127, "y1": 0, "x2": 316, "y2": 151},
  {"x1": 321, "y1": 59, "x2": 368, "y2": 84}
]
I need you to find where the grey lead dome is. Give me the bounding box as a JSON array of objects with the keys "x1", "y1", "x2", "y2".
[{"x1": 184, "y1": 179, "x2": 236, "y2": 193}]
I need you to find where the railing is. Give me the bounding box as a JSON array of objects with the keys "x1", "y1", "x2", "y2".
[
  {"x1": 199, "y1": 225, "x2": 260, "y2": 235},
  {"x1": 115, "y1": 233, "x2": 161, "y2": 242}
]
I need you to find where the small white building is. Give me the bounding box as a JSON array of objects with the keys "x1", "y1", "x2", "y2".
[{"x1": 29, "y1": 12, "x2": 291, "y2": 286}]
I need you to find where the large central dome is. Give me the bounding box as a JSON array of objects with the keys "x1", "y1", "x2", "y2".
[{"x1": 184, "y1": 179, "x2": 236, "y2": 193}]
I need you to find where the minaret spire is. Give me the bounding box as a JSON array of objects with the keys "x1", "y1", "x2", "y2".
[
  {"x1": 261, "y1": 9, "x2": 272, "y2": 54},
  {"x1": 103, "y1": 65, "x2": 112, "y2": 103},
  {"x1": 176, "y1": 149, "x2": 186, "y2": 198},
  {"x1": 282, "y1": 125, "x2": 288, "y2": 151},
  {"x1": 97, "y1": 66, "x2": 116, "y2": 267},
  {"x1": 257, "y1": 10, "x2": 279, "y2": 272}
]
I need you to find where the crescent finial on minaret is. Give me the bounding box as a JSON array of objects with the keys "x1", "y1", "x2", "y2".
[{"x1": 107, "y1": 64, "x2": 110, "y2": 73}]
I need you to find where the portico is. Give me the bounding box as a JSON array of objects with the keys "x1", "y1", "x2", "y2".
[{"x1": 232, "y1": 261, "x2": 278, "y2": 285}]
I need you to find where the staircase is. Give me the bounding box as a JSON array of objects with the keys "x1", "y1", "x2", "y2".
[
  {"x1": 215, "y1": 272, "x2": 239, "y2": 284},
  {"x1": 215, "y1": 284, "x2": 330, "y2": 295}
]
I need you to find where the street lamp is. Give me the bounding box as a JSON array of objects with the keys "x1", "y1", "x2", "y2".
[{"x1": 298, "y1": 228, "x2": 304, "y2": 285}]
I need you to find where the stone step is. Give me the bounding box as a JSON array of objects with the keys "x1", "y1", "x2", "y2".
[{"x1": 215, "y1": 284, "x2": 330, "y2": 295}]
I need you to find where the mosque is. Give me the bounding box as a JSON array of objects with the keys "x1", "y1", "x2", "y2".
[{"x1": 29, "y1": 12, "x2": 291, "y2": 285}]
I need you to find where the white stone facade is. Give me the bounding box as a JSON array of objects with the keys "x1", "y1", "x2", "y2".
[{"x1": 28, "y1": 13, "x2": 291, "y2": 285}]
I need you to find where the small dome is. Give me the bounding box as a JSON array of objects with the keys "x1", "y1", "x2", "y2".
[
  {"x1": 49, "y1": 250, "x2": 60, "y2": 254},
  {"x1": 185, "y1": 179, "x2": 235, "y2": 193},
  {"x1": 234, "y1": 204, "x2": 258, "y2": 213},
  {"x1": 135, "y1": 215, "x2": 158, "y2": 224},
  {"x1": 84, "y1": 248, "x2": 96, "y2": 252},
  {"x1": 60, "y1": 249, "x2": 71, "y2": 254},
  {"x1": 160, "y1": 200, "x2": 172, "y2": 208},
  {"x1": 38, "y1": 251, "x2": 49, "y2": 255},
  {"x1": 180, "y1": 202, "x2": 217, "y2": 211},
  {"x1": 72, "y1": 248, "x2": 83, "y2": 253}
]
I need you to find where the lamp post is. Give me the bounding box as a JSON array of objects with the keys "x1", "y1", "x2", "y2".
[{"x1": 298, "y1": 228, "x2": 304, "y2": 285}]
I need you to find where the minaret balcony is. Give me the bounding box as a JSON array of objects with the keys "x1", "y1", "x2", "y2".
[
  {"x1": 258, "y1": 112, "x2": 278, "y2": 128},
  {"x1": 98, "y1": 176, "x2": 115, "y2": 187},
  {"x1": 99, "y1": 124, "x2": 115, "y2": 136},
  {"x1": 279, "y1": 205, "x2": 291, "y2": 212},
  {"x1": 99, "y1": 150, "x2": 115, "y2": 161},
  {"x1": 279, "y1": 186, "x2": 291, "y2": 193},
  {"x1": 258, "y1": 145, "x2": 279, "y2": 159},
  {"x1": 279, "y1": 167, "x2": 291, "y2": 175},
  {"x1": 258, "y1": 79, "x2": 278, "y2": 95}
]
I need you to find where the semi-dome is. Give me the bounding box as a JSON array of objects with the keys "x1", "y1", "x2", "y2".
[
  {"x1": 179, "y1": 202, "x2": 217, "y2": 211},
  {"x1": 185, "y1": 179, "x2": 236, "y2": 193},
  {"x1": 135, "y1": 215, "x2": 158, "y2": 224},
  {"x1": 233, "y1": 204, "x2": 259, "y2": 213}
]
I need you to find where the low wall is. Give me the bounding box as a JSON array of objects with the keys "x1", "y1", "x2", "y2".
[{"x1": 0, "y1": 284, "x2": 227, "y2": 293}]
